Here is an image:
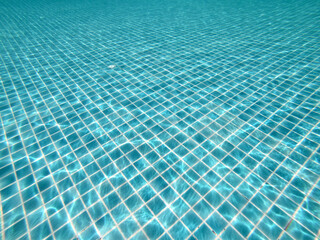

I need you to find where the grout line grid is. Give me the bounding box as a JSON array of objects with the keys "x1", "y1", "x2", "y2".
[{"x1": 0, "y1": 0, "x2": 320, "y2": 239}]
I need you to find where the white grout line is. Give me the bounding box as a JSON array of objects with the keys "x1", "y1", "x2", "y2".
[
  {"x1": 278, "y1": 177, "x2": 320, "y2": 239},
  {"x1": 28, "y1": 27, "x2": 318, "y2": 238},
  {"x1": 0, "y1": 114, "x2": 32, "y2": 239},
  {"x1": 1, "y1": 24, "x2": 318, "y2": 238},
  {"x1": 1, "y1": 0, "x2": 320, "y2": 239},
  {"x1": 0, "y1": 51, "x2": 78, "y2": 240},
  {"x1": 0, "y1": 165, "x2": 5, "y2": 240},
  {"x1": 0, "y1": 42, "x2": 130, "y2": 240}
]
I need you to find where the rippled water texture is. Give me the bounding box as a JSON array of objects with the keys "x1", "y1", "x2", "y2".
[{"x1": 0, "y1": 0, "x2": 320, "y2": 239}]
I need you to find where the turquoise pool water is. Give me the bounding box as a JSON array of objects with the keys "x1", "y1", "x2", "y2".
[{"x1": 0, "y1": 0, "x2": 320, "y2": 239}]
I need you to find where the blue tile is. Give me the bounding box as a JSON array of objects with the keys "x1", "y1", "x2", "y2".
[
  {"x1": 169, "y1": 221, "x2": 190, "y2": 240},
  {"x1": 82, "y1": 189, "x2": 99, "y2": 207},
  {"x1": 258, "y1": 216, "x2": 282, "y2": 239},
  {"x1": 5, "y1": 218, "x2": 28, "y2": 240},
  {"x1": 247, "y1": 229, "x2": 268, "y2": 240},
  {"x1": 182, "y1": 210, "x2": 202, "y2": 232},
  {"x1": 147, "y1": 196, "x2": 166, "y2": 215},
  {"x1": 302, "y1": 197, "x2": 320, "y2": 219},
  {"x1": 194, "y1": 200, "x2": 213, "y2": 220},
  {"x1": 105, "y1": 228, "x2": 124, "y2": 240},
  {"x1": 205, "y1": 189, "x2": 224, "y2": 208},
  {"x1": 95, "y1": 214, "x2": 115, "y2": 236},
  {"x1": 160, "y1": 186, "x2": 178, "y2": 203},
  {"x1": 134, "y1": 206, "x2": 154, "y2": 227},
  {"x1": 220, "y1": 226, "x2": 243, "y2": 239},
  {"x1": 144, "y1": 219, "x2": 164, "y2": 239},
  {"x1": 131, "y1": 231, "x2": 148, "y2": 240},
  {"x1": 279, "y1": 232, "x2": 294, "y2": 240},
  {"x1": 130, "y1": 175, "x2": 146, "y2": 190},
  {"x1": 295, "y1": 208, "x2": 320, "y2": 235},
  {"x1": 103, "y1": 192, "x2": 121, "y2": 210},
  {"x1": 125, "y1": 194, "x2": 143, "y2": 212},
  {"x1": 117, "y1": 183, "x2": 134, "y2": 200},
  {"x1": 79, "y1": 225, "x2": 100, "y2": 240},
  {"x1": 251, "y1": 193, "x2": 272, "y2": 212},
  {"x1": 151, "y1": 176, "x2": 168, "y2": 192},
  {"x1": 119, "y1": 217, "x2": 140, "y2": 238},
  {"x1": 30, "y1": 220, "x2": 51, "y2": 240},
  {"x1": 242, "y1": 203, "x2": 264, "y2": 225},
  {"x1": 232, "y1": 214, "x2": 254, "y2": 238},
  {"x1": 267, "y1": 205, "x2": 290, "y2": 229},
  {"x1": 285, "y1": 220, "x2": 315, "y2": 240},
  {"x1": 206, "y1": 212, "x2": 228, "y2": 235},
  {"x1": 158, "y1": 208, "x2": 178, "y2": 229},
  {"x1": 194, "y1": 224, "x2": 216, "y2": 240},
  {"x1": 138, "y1": 185, "x2": 156, "y2": 202},
  {"x1": 46, "y1": 197, "x2": 63, "y2": 216},
  {"x1": 193, "y1": 179, "x2": 211, "y2": 195},
  {"x1": 73, "y1": 211, "x2": 92, "y2": 232},
  {"x1": 172, "y1": 198, "x2": 190, "y2": 218},
  {"x1": 228, "y1": 191, "x2": 248, "y2": 210},
  {"x1": 182, "y1": 188, "x2": 201, "y2": 206},
  {"x1": 204, "y1": 171, "x2": 221, "y2": 187},
  {"x1": 111, "y1": 204, "x2": 130, "y2": 224},
  {"x1": 50, "y1": 209, "x2": 68, "y2": 231},
  {"x1": 172, "y1": 177, "x2": 189, "y2": 194},
  {"x1": 88, "y1": 201, "x2": 107, "y2": 220},
  {"x1": 218, "y1": 201, "x2": 238, "y2": 222},
  {"x1": 28, "y1": 207, "x2": 47, "y2": 229}
]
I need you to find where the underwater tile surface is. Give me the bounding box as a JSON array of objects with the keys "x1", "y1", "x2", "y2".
[{"x1": 0, "y1": 0, "x2": 320, "y2": 239}]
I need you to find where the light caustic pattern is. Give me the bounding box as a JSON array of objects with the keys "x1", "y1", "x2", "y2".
[{"x1": 0, "y1": 0, "x2": 320, "y2": 239}]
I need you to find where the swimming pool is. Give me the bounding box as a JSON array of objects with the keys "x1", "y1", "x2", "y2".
[{"x1": 1, "y1": 0, "x2": 320, "y2": 239}]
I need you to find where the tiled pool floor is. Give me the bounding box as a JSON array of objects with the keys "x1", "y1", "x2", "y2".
[{"x1": 1, "y1": 0, "x2": 320, "y2": 239}]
